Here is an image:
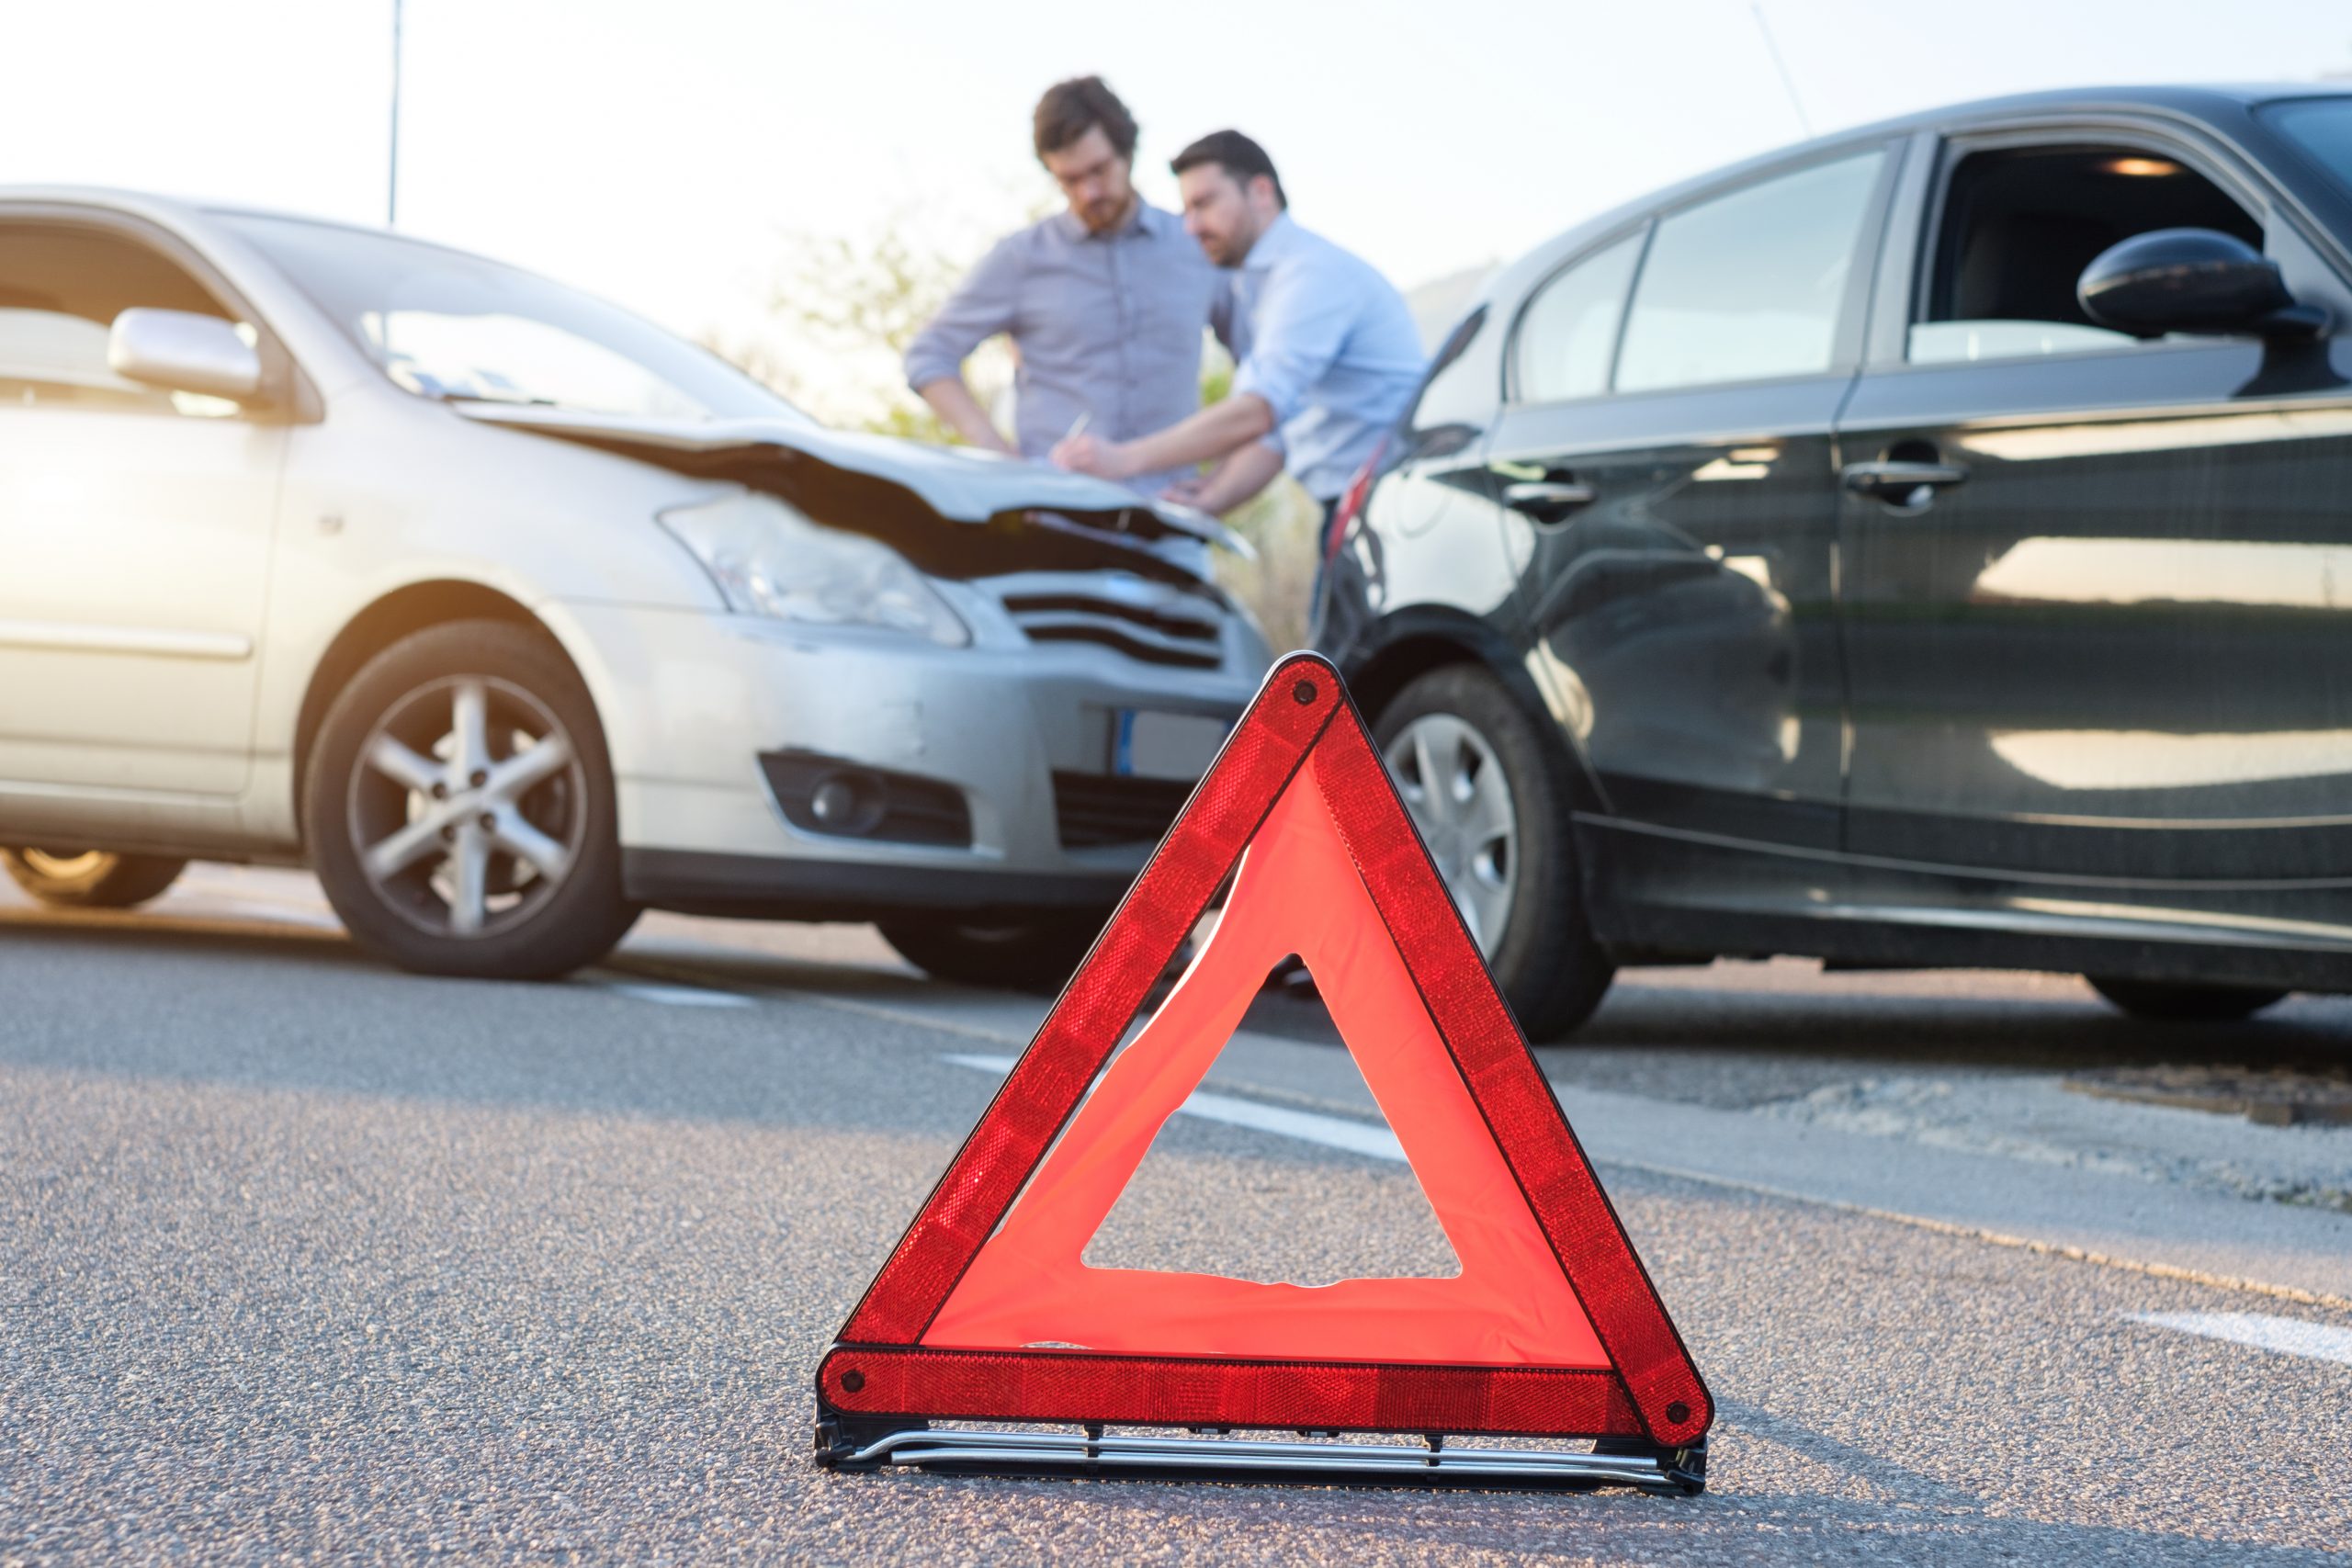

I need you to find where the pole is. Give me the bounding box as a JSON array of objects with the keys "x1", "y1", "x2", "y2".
[
  {"x1": 1748, "y1": 1, "x2": 1813, "y2": 140},
  {"x1": 388, "y1": 0, "x2": 403, "y2": 227}
]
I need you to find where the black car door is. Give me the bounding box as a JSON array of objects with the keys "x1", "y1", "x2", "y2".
[
  {"x1": 1838, "y1": 122, "x2": 2352, "y2": 885},
  {"x1": 1487, "y1": 142, "x2": 1900, "y2": 862}
]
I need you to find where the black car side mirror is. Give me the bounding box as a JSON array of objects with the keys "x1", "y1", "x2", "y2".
[{"x1": 2077, "y1": 228, "x2": 2327, "y2": 342}]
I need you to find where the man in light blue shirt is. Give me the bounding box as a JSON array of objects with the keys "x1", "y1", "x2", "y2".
[
  {"x1": 904, "y1": 77, "x2": 1220, "y2": 497},
  {"x1": 1052, "y1": 130, "x2": 1426, "y2": 522}
]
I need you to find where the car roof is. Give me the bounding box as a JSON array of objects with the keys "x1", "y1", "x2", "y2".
[
  {"x1": 0, "y1": 184, "x2": 218, "y2": 225},
  {"x1": 0, "y1": 185, "x2": 572, "y2": 294},
  {"x1": 1817, "y1": 81, "x2": 2346, "y2": 143},
  {"x1": 1610, "y1": 83, "x2": 2352, "y2": 222},
  {"x1": 1476, "y1": 84, "x2": 2352, "y2": 310}
]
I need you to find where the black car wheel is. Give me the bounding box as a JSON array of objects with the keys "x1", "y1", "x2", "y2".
[
  {"x1": 306, "y1": 619, "x2": 639, "y2": 978},
  {"x1": 2086, "y1": 976, "x2": 2289, "y2": 1021},
  {"x1": 1, "y1": 847, "x2": 187, "y2": 909},
  {"x1": 1375, "y1": 665, "x2": 1614, "y2": 1039},
  {"x1": 879, "y1": 912, "x2": 1110, "y2": 994}
]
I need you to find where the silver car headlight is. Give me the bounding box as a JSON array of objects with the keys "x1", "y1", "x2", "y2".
[{"x1": 657, "y1": 491, "x2": 968, "y2": 648}]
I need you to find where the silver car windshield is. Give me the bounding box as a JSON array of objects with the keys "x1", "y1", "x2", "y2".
[{"x1": 220, "y1": 212, "x2": 812, "y2": 424}]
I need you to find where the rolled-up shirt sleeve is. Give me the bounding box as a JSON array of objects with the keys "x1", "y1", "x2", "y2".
[
  {"x1": 904, "y1": 234, "x2": 1023, "y2": 392},
  {"x1": 1227, "y1": 261, "x2": 1351, "y2": 426}
]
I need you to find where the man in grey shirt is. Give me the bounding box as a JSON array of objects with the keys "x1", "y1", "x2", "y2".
[{"x1": 903, "y1": 76, "x2": 1220, "y2": 497}]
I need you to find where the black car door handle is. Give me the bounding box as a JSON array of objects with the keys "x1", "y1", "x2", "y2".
[
  {"x1": 1501, "y1": 479, "x2": 1597, "y2": 523},
  {"x1": 1842, "y1": 460, "x2": 1969, "y2": 510}
]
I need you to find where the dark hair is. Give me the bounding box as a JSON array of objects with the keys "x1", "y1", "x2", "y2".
[
  {"x1": 1033, "y1": 76, "x2": 1137, "y2": 163},
  {"x1": 1170, "y1": 130, "x2": 1286, "y2": 209}
]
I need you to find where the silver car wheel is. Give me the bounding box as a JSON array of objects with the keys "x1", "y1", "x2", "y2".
[
  {"x1": 1384, "y1": 712, "x2": 1519, "y2": 954},
  {"x1": 345, "y1": 675, "x2": 588, "y2": 939}
]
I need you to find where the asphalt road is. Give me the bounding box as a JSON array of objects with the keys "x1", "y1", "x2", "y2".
[{"x1": 3, "y1": 869, "x2": 2349, "y2": 1565}]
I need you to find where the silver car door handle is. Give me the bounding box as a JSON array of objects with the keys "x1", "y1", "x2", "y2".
[{"x1": 1501, "y1": 480, "x2": 1597, "y2": 521}]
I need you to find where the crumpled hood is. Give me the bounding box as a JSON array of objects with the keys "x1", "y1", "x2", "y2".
[{"x1": 452, "y1": 402, "x2": 1247, "y2": 559}]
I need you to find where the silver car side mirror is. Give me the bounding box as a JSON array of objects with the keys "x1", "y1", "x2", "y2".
[{"x1": 107, "y1": 308, "x2": 264, "y2": 401}]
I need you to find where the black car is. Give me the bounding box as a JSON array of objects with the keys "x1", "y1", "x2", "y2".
[{"x1": 1320, "y1": 85, "x2": 2352, "y2": 1038}]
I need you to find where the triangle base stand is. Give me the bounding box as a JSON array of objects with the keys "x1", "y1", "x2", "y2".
[{"x1": 816, "y1": 1406, "x2": 1708, "y2": 1496}]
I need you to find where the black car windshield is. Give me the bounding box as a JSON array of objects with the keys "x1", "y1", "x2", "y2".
[
  {"x1": 2261, "y1": 96, "x2": 2352, "y2": 205},
  {"x1": 220, "y1": 213, "x2": 813, "y2": 425}
]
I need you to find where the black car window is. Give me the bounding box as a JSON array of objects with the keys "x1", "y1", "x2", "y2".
[
  {"x1": 1614, "y1": 150, "x2": 1885, "y2": 395},
  {"x1": 1512, "y1": 231, "x2": 1642, "y2": 404},
  {"x1": 1910, "y1": 145, "x2": 2262, "y2": 365},
  {"x1": 0, "y1": 222, "x2": 245, "y2": 418}
]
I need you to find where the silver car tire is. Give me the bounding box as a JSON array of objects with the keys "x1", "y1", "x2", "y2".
[
  {"x1": 1375, "y1": 665, "x2": 1615, "y2": 1040},
  {"x1": 1, "y1": 847, "x2": 187, "y2": 909},
  {"x1": 305, "y1": 619, "x2": 638, "y2": 979}
]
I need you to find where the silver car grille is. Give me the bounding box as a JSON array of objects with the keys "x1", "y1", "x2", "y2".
[{"x1": 989, "y1": 573, "x2": 1227, "y2": 670}]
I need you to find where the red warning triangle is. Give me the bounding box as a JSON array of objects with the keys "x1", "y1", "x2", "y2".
[{"x1": 819, "y1": 655, "x2": 1711, "y2": 1449}]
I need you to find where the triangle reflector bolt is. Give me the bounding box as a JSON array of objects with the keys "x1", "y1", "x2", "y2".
[{"x1": 815, "y1": 654, "x2": 1712, "y2": 1494}]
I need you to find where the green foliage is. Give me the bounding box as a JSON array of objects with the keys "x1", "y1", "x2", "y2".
[
  {"x1": 703, "y1": 209, "x2": 1012, "y2": 442},
  {"x1": 1199, "y1": 357, "x2": 1233, "y2": 407},
  {"x1": 1194, "y1": 337, "x2": 1319, "y2": 652},
  {"x1": 1214, "y1": 475, "x2": 1322, "y2": 655}
]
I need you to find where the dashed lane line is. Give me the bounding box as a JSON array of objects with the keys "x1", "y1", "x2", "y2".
[
  {"x1": 609, "y1": 956, "x2": 1031, "y2": 1045},
  {"x1": 2131, "y1": 1311, "x2": 2352, "y2": 1367},
  {"x1": 587, "y1": 975, "x2": 756, "y2": 1009}
]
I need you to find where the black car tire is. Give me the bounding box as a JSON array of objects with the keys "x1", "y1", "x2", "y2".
[
  {"x1": 1, "y1": 848, "x2": 187, "y2": 909},
  {"x1": 306, "y1": 619, "x2": 639, "y2": 979},
  {"x1": 879, "y1": 912, "x2": 1111, "y2": 993},
  {"x1": 1375, "y1": 665, "x2": 1615, "y2": 1040},
  {"x1": 2086, "y1": 976, "x2": 2289, "y2": 1021}
]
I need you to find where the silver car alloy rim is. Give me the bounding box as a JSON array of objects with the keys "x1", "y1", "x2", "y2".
[
  {"x1": 1384, "y1": 713, "x2": 1519, "y2": 955},
  {"x1": 346, "y1": 675, "x2": 588, "y2": 939},
  {"x1": 20, "y1": 849, "x2": 107, "y2": 879}
]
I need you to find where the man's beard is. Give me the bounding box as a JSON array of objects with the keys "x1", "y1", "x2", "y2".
[{"x1": 1203, "y1": 229, "x2": 1245, "y2": 267}]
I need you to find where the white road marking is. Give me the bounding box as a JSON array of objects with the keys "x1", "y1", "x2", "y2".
[
  {"x1": 777, "y1": 992, "x2": 1033, "y2": 1048},
  {"x1": 2130, "y1": 1311, "x2": 2352, "y2": 1368},
  {"x1": 598, "y1": 979, "x2": 754, "y2": 1009},
  {"x1": 944, "y1": 1052, "x2": 1404, "y2": 1162}
]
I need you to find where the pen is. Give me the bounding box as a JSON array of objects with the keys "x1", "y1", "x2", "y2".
[{"x1": 1062, "y1": 410, "x2": 1091, "y2": 443}]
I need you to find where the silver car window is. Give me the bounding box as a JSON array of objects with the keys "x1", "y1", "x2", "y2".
[
  {"x1": 221, "y1": 213, "x2": 815, "y2": 425},
  {"x1": 0, "y1": 223, "x2": 244, "y2": 419}
]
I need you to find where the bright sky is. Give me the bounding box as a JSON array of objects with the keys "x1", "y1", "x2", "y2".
[{"x1": 5, "y1": 0, "x2": 2349, "y2": 401}]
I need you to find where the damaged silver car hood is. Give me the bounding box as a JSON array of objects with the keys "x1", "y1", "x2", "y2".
[{"x1": 451, "y1": 401, "x2": 1248, "y2": 557}]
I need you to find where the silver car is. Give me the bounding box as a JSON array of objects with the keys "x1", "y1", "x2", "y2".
[{"x1": 0, "y1": 188, "x2": 1269, "y2": 985}]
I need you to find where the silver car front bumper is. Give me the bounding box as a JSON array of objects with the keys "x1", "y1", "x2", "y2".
[{"x1": 545, "y1": 595, "x2": 1268, "y2": 920}]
